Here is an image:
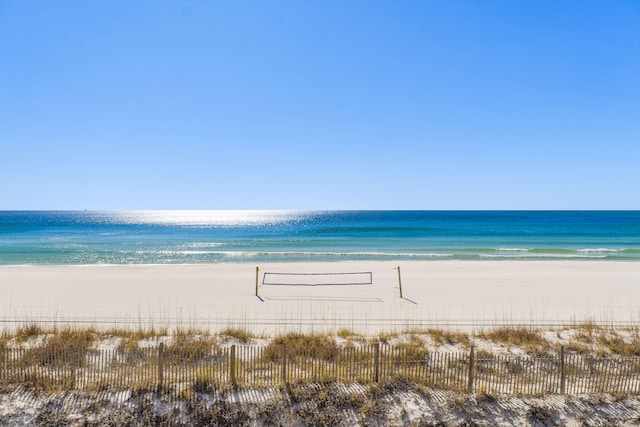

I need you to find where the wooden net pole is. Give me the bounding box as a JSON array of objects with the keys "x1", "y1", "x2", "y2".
[
  {"x1": 255, "y1": 266, "x2": 260, "y2": 297},
  {"x1": 397, "y1": 266, "x2": 403, "y2": 299}
]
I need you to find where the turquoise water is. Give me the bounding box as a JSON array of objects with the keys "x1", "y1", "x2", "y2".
[{"x1": 1, "y1": 211, "x2": 639, "y2": 264}]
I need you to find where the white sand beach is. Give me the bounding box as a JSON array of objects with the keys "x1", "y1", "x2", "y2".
[{"x1": 1, "y1": 261, "x2": 638, "y2": 334}]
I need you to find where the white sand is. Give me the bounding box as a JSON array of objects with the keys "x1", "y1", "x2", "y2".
[{"x1": 1, "y1": 261, "x2": 638, "y2": 334}]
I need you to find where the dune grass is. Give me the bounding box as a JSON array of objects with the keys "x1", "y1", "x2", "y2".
[
  {"x1": 426, "y1": 329, "x2": 470, "y2": 347},
  {"x1": 218, "y1": 328, "x2": 255, "y2": 343},
  {"x1": 394, "y1": 334, "x2": 430, "y2": 359},
  {"x1": 4, "y1": 322, "x2": 640, "y2": 357},
  {"x1": 4, "y1": 322, "x2": 640, "y2": 396},
  {"x1": 14, "y1": 323, "x2": 46, "y2": 342},
  {"x1": 562, "y1": 322, "x2": 640, "y2": 356},
  {"x1": 477, "y1": 327, "x2": 551, "y2": 355},
  {"x1": 105, "y1": 326, "x2": 169, "y2": 340},
  {"x1": 263, "y1": 333, "x2": 340, "y2": 362},
  {"x1": 21, "y1": 326, "x2": 98, "y2": 368}
]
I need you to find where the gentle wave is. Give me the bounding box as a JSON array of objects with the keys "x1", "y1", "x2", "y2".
[
  {"x1": 497, "y1": 248, "x2": 530, "y2": 252},
  {"x1": 136, "y1": 250, "x2": 456, "y2": 258},
  {"x1": 156, "y1": 250, "x2": 222, "y2": 255},
  {"x1": 184, "y1": 242, "x2": 223, "y2": 248},
  {"x1": 577, "y1": 248, "x2": 620, "y2": 253},
  {"x1": 479, "y1": 254, "x2": 608, "y2": 259}
]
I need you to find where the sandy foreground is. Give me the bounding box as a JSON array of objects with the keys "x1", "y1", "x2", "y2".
[{"x1": 1, "y1": 261, "x2": 638, "y2": 334}]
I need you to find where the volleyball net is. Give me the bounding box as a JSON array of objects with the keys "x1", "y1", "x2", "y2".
[
  {"x1": 254, "y1": 266, "x2": 405, "y2": 300},
  {"x1": 261, "y1": 271, "x2": 373, "y2": 287},
  {"x1": 255, "y1": 270, "x2": 376, "y2": 301}
]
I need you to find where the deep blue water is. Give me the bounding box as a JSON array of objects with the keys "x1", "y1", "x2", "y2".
[{"x1": 0, "y1": 211, "x2": 639, "y2": 264}]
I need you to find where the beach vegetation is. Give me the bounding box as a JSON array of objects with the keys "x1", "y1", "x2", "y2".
[
  {"x1": 175, "y1": 326, "x2": 210, "y2": 336},
  {"x1": 573, "y1": 320, "x2": 601, "y2": 334},
  {"x1": 394, "y1": 334, "x2": 429, "y2": 360},
  {"x1": 565, "y1": 340, "x2": 592, "y2": 355},
  {"x1": 21, "y1": 326, "x2": 97, "y2": 368},
  {"x1": 0, "y1": 330, "x2": 9, "y2": 349},
  {"x1": 117, "y1": 336, "x2": 141, "y2": 353},
  {"x1": 527, "y1": 404, "x2": 557, "y2": 425},
  {"x1": 286, "y1": 382, "x2": 386, "y2": 425},
  {"x1": 219, "y1": 328, "x2": 254, "y2": 343},
  {"x1": 477, "y1": 327, "x2": 550, "y2": 355},
  {"x1": 570, "y1": 321, "x2": 603, "y2": 344},
  {"x1": 337, "y1": 328, "x2": 360, "y2": 339},
  {"x1": 375, "y1": 331, "x2": 398, "y2": 344},
  {"x1": 564, "y1": 326, "x2": 640, "y2": 356},
  {"x1": 426, "y1": 328, "x2": 470, "y2": 347},
  {"x1": 47, "y1": 326, "x2": 98, "y2": 353},
  {"x1": 105, "y1": 326, "x2": 168, "y2": 341},
  {"x1": 14, "y1": 323, "x2": 45, "y2": 342},
  {"x1": 5, "y1": 322, "x2": 640, "y2": 400},
  {"x1": 191, "y1": 371, "x2": 218, "y2": 393},
  {"x1": 262, "y1": 333, "x2": 339, "y2": 362},
  {"x1": 190, "y1": 400, "x2": 252, "y2": 427},
  {"x1": 8, "y1": 323, "x2": 640, "y2": 358},
  {"x1": 602, "y1": 336, "x2": 640, "y2": 356},
  {"x1": 165, "y1": 333, "x2": 217, "y2": 363}
]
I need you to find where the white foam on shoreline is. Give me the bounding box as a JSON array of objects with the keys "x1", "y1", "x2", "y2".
[{"x1": 480, "y1": 253, "x2": 607, "y2": 259}]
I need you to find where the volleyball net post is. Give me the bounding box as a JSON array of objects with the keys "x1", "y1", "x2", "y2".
[
  {"x1": 255, "y1": 266, "x2": 260, "y2": 297},
  {"x1": 396, "y1": 265, "x2": 403, "y2": 299}
]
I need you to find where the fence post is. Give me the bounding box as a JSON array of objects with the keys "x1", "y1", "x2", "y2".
[
  {"x1": 282, "y1": 343, "x2": 287, "y2": 384},
  {"x1": 560, "y1": 345, "x2": 565, "y2": 394},
  {"x1": 396, "y1": 266, "x2": 403, "y2": 299},
  {"x1": 70, "y1": 345, "x2": 76, "y2": 389},
  {"x1": 230, "y1": 345, "x2": 236, "y2": 386},
  {"x1": 0, "y1": 347, "x2": 4, "y2": 389},
  {"x1": 467, "y1": 346, "x2": 475, "y2": 394},
  {"x1": 158, "y1": 343, "x2": 164, "y2": 391},
  {"x1": 374, "y1": 343, "x2": 380, "y2": 383}
]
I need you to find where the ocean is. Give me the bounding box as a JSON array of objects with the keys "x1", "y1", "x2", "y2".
[{"x1": 0, "y1": 211, "x2": 639, "y2": 265}]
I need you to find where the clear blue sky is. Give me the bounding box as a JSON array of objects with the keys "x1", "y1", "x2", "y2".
[{"x1": 1, "y1": 1, "x2": 638, "y2": 210}]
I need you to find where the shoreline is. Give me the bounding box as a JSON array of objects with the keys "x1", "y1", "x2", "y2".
[
  {"x1": 1, "y1": 261, "x2": 638, "y2": 334},
  {"x1": 3, "y1": 257, "x2": 640, "y2": 266}
]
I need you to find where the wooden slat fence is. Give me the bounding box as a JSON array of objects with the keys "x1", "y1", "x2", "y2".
[{"x1": 2, "y1": 344, "x2": 640, "y2": 395}]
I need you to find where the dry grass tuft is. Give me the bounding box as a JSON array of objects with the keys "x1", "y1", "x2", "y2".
[
  {"x1": 394, "y1": 334, "x2": 430, "y2": 360},
  {"x1": 105, "y1": 326, "x2": 168, "y2": 340},
  {"x1": 601, "y1": 336, "x2": 640, "y2": 356},
  {"x1": 21, "y1": 327, "x2": 98, "y2": 368},
  {"x1": 571, "y1": 321, "x2": 603, "y2": 344},
  {"x1": 337, "y1": 328, "x2": 359, "y2": 339},
  {"x1": 426, "y1": 329, "x2": 470, "y2": 347},
  {"x1": 48, "y1": 326, "x2": 98, "y2": 349},
  {"x1": 0, "y1": 330, "x2": 8, "y2": 350},
  {"x1": 376, "y1": 331, "x2": 398, "y2": 344},
  {"x1": 164, "y1": 333, "x2": 217, "y2": 363},
  {"x1": 174, "y1": 327, "x2": 210, "y2": 337},
  {"x1": 219, "y1": 328, "x2": 254, "y2": 343},
  {"x1": 478, "y1": 327, "x2": 550, "y2": 355},
  {"x1": 14, "y1": 323, "x2": 46, "y2": 342},
  {"x1": 116, "y1": 337, "x2": 151, "y2": 365},
  {"x1": 286, "y1": 382, "x2": 388, "y2": 425},
  {"x1": 263, "y1": 333, "x2": 339, "y2": 362},
  {"x1": 564, "y1": 324, "x2": 640, "y2": 356}
]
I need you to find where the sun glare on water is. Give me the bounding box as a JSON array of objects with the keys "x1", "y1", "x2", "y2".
[{"x1": 112, "y1": 210, "x2": 306, "y2": 226}]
